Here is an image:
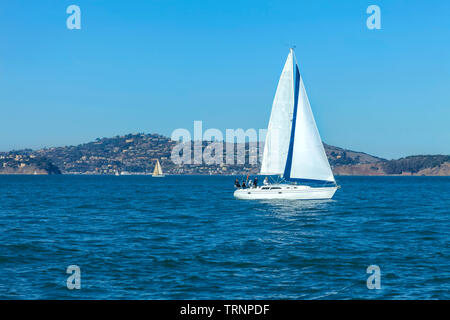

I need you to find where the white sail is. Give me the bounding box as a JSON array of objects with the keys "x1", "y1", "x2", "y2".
[
  {"x1": 286, "y1": 59, "x2": 335, "y2": 183},
  {"x1": 260, "y1": 50, "x2": 295, "y2": 175}
]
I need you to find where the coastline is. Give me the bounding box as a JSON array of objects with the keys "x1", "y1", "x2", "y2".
[{"x1": 1, "y1": 173, "x2": 448, "y2": 177}]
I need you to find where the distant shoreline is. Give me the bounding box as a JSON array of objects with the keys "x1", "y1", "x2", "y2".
[
  {"x1": 2, "y1": 133, "x2": 449, "y2": 177},
  {"x1": 1, "y1": 173, "x2": 448, "y2": 177}
]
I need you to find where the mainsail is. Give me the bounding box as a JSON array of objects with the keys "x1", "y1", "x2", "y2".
[
  {"x1": 260, "y1": 50, "x2": 295, "y2": 175},
  {"x1": 260, "y1": 49, "x2": 335, "y2": 184}
]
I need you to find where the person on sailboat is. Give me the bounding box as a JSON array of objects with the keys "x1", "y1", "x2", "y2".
[
  {"x1": 253, "y1": 177, "x2": 258, "y2": 188},
  {"x1": 248, "y1": 179, "x2": 253, "y2": 188},
  {"x1": 263, "y1": 177, "x2": 269, "y2": 186},
  {"x1": 234, "y1": 179, "x2": 241, "y2": 188},
  {"x1": 241, "y1": 179, "x2": 247, "y2": 189}
]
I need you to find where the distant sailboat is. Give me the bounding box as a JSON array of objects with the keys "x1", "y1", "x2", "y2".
[
  {"x1": 152, "y1": 159, "x2": 165, "y2": 177},
  {"x1": 234, "y1": 49, "x2": 338, "y2": 200}
]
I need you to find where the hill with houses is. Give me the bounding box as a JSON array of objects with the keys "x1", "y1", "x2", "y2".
[{"x1": 1, "y1": 133, "x2": 448, "y2": 176}]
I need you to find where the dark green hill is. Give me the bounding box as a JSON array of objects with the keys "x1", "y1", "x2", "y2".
[
  {"x1": 382, "y1": 155, "x2": 450, "y2": 174},
  {"x1": 0, "y1": 153, "x2": 61, "y2": 175}
]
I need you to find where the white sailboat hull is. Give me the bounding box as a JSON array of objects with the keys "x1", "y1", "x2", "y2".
[{"x1": 233, "y1": 184, "x2": 337, "y2": 200}]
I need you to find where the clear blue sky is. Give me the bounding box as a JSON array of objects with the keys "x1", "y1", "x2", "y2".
[{"x1": 0, "y1": 0, "x2": 449, "y2": 159}]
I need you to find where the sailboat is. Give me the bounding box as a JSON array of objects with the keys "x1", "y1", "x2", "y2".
[
  {"x1": 152, "y1": 159, "x2": 165, "y2": 177},
  {"x1": 234, "y1": 49, "x2": 338, "y2": 200}
]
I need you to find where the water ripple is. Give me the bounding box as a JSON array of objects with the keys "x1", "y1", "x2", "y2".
[{"x1": 0, "y1": 175, "x2": 448, "y2": 299}]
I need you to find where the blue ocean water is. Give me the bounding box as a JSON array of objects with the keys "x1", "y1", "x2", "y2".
[{"x1": 0, "y1": 175, "x2": 448, "y2": 299}]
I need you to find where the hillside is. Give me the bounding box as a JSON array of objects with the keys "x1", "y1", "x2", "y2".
[
  {"x1": 3, "y1": 133, "x2": 448, "y2": 176},
  {"x1": 0, "y1": 153, "x2": 61, "y2": 175},
  {"x1": 324, "y1": 143, "x2": 385, "y2": 167},
  {"x1": 334, "y1": 155, "x2": 450, "y2": 176},
  {"x1": 25, "y1": 133, "x2": 385, "y2": 175},
  {"x1": 32, "y1": 133, "x2": 176, "y2": 175}
]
